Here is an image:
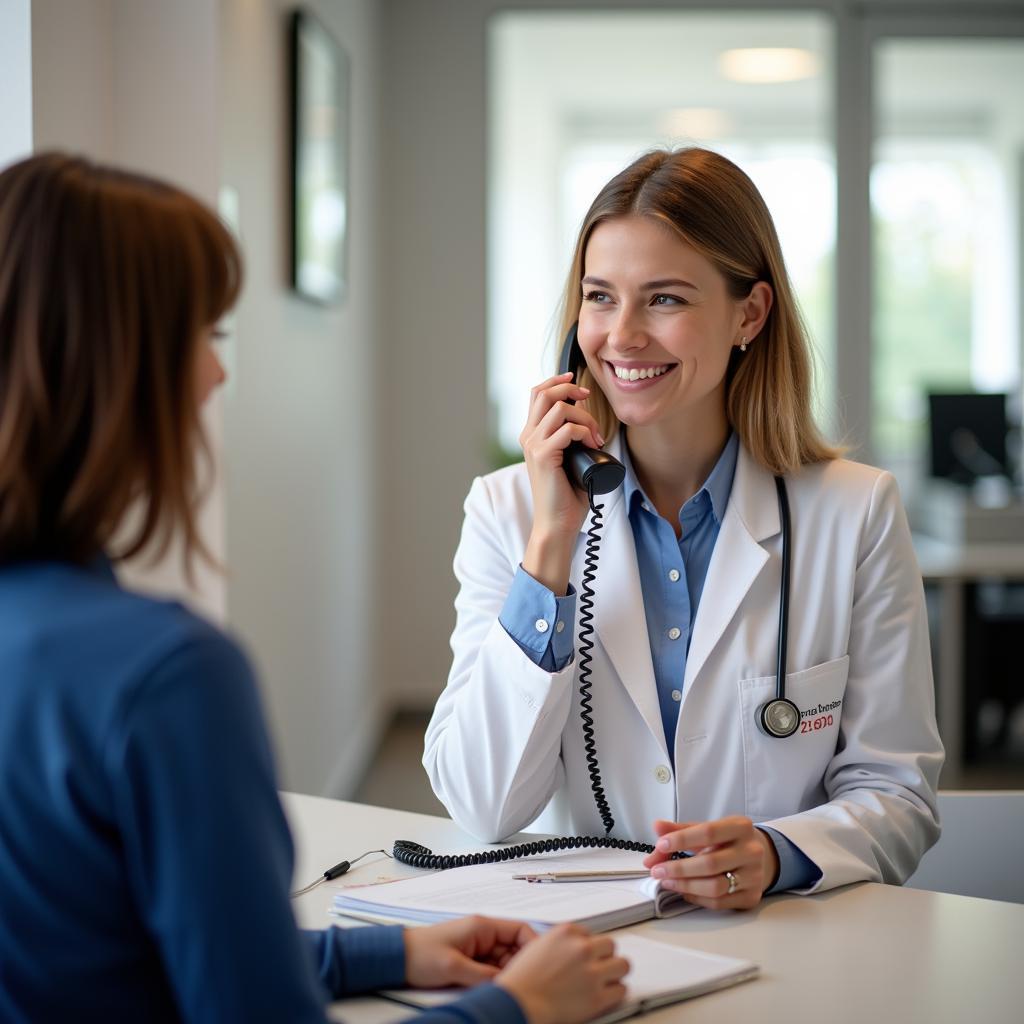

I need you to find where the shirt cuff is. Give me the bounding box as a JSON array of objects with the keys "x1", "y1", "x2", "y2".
[
  {"x1": 499, "y1": 566, "x2": 576, "y2": 671},
  {"x1": 307, "y1": 924, "x2": 407, "y2": 997},
  {"x1": 758, "y1": 826, "x2": 822, "y2": 894},
  {"x1": 422, "y1": 983, "x2": 528, "y2": 1024}
]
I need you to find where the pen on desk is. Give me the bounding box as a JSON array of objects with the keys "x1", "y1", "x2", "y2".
[{"x1": 512, "y1": 869, "x2": 651, "y2": 883}]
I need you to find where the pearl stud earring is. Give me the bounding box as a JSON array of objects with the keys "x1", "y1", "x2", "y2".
[{"x1": 740, "y1": 336, "x2": 748, "y2": 352}]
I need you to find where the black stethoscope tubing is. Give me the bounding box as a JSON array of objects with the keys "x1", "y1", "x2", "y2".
[{"x1": 757, "y1": 476, "x2": 800, "y2": 738}]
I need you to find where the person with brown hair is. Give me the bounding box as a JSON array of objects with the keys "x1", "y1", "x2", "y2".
[
  {"x1": 425, "y1": 147, "x2": 944, "y2": 908},
  {"x1": 0, "y1": 153, "x2": 629, "y2": 1024}
]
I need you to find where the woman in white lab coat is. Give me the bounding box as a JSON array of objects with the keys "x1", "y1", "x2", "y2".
[{"x1": 424, "y1": 148, "x2": 943, "y2": 909}]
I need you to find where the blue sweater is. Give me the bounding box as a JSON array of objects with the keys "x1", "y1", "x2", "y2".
[{"x1": 0, "y1": 560, "x2": 523, "y2": 1024}]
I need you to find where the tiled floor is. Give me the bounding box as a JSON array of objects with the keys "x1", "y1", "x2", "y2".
[{"x1": 354, "y1": 711, "x2": 1024, "y2": 817}]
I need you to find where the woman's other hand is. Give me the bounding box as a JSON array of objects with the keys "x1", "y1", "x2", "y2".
[
  {"x1": 642, "y1": 816, "x2": 780, "y2": 910},
  {"x1": 496, "y1": 923, "x2": 629, "y2": 1024}
]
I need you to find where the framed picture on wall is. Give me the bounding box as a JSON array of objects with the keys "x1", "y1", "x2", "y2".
[{"x1": 289, "y1": 8, "x2": 349, "y2": 304}]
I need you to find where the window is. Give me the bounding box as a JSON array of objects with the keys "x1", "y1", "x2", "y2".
[
  {"x1": 872, "y1": 39, "x2": 1024, "y2": 470},
  {"x1": 488, "y1": 11, "x2": 835, "y2": 461}
]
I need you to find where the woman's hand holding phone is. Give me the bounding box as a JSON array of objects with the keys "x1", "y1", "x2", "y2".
[{"x1": 519, "y1": 372, "x2": 605, "y2": 596}]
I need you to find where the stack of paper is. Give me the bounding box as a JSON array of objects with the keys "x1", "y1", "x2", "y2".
[{"x1": 333, "y1": 848, "x2": 695, "y2": 932}]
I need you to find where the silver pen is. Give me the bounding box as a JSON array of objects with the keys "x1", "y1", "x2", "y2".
[{"x1": 512, "y1": 869, "x2": 649, "y2": 883}]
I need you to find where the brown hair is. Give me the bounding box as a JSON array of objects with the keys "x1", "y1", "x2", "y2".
[
  {"x1": 559, "y1": 147, "x2": 841, "y2": 475},
  {"x1": 0, "y1": 152, "x2": 241, "y2": 569}
]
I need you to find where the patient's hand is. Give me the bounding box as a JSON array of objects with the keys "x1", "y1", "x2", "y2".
[
  {"x1": 497, "y1": 923, "x2": 629, "y2": 1024},
  {"x1": 403, "y1": 915, "x2": 537, "y2": 988}
]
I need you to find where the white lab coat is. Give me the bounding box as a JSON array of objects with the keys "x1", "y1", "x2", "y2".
[{"x1": 423, "y1": 436, "x2": 944, "y2": 892}]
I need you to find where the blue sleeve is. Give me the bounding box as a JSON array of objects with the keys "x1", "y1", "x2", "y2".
[
  {"x1": 304, "y1": 925, "x2": 407, "y2": 994},
  {"x1": 105, "y1": 627, "x2": 329, "y2": 1023},
  {"x1": 304, "y1": 928, "x2": 525, "y2": 1022},
  {"x1": 499, "y1": 566, "x2": 576, "y2": 671},
  {"x1": 419, "y1": 985, "x2": 527, "y2": 1024},
  {"x1": 758, "y1": 826, "x2": 823, "y2": 893}
]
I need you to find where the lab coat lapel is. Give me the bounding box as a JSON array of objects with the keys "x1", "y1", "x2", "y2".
[
  {"x1": 576, "y1": 436, "x2": 667, "y2": 757},
  {"x1": 682, "y1": 445, "x2": 780, "y2": 692}
]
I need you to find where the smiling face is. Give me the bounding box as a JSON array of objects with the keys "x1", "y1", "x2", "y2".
[{"x1": 578, "y1": 214, "x2": 754, "y2": 436}]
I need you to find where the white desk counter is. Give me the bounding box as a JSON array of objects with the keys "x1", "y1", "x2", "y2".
[{"x1": 283, "y1": 792, "x2": 1024, "y2": 1024}]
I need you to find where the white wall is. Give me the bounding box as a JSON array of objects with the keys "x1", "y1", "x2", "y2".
[
  {"x1": 377, "y1": 0, "x2": 492, "y2": 713},
  {"x1": 31, "y1": 0, "x2": 226, "y2": 624},
  {"x1": 29, "y1": 0, "x2": 387, "y2": 796},
  {"x1": 0, "y1": 0, "x2": 33, "y2": 168},
  {"x1": 30, "y1": 0, "x2": 112, "y2": 157},
  {"x1": 220, "y1": 0, "x2": 386, "y2": 796}
]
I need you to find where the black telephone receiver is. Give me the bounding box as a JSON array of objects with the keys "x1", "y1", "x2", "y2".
[{"x1": 558, "y1": 322, "x2": 625, "y2": 496}]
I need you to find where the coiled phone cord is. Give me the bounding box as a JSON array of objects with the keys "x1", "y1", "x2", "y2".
[
  {"x1": 578, "y1": 480, "x2": 615, "y2": 835},
  {"x1": 392, "y1": 834, "x2": 670, "y2": 870},
  {"x1": 387, "y1": 482, "x2": 680, "y2": 874},
  {"x1": 389, "y1": 475, "x2": 703, "y2": 872}
]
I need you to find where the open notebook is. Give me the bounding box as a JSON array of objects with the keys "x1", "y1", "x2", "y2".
[
  {"x1": 332, "y1": 849, "x2": 698, "y2": 933},
  {"x1": 381, "y1": 932, "x2": 759, "y2": 1022}
]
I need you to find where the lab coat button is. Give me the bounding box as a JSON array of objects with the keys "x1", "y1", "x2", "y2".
[
  {"x1": 671, "y1": 689, "x2": 682, "y2": 702},
  {"x1": 668, "y1": 569, "x2": 680, "y2": 582},
  {"x1": 654, "y1": 765, "x2": 672, "y2": 784},
  {"x1": 668, "y1": 627, "x2": 681, "y2": 640},
  {"x1": 534, "y1": 619, "x2": 549, "y2": 634}
]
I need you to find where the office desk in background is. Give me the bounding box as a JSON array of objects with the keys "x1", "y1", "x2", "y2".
[
  {"x1": 282, "y1": 792, "x2": 1024, "y2": 1024},
  {"x1": 913, "y1": 535, "x2": 1024, "y2": 784}
]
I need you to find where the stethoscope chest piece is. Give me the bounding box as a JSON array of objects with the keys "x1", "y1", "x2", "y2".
[{"x1": 758, "y1": 697, "x2": 801, "y2": 738}]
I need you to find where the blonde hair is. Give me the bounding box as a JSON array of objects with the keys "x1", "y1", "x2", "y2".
[
  {"x1": 0, "y1": 152, "x2": 241, "y2": 569},
  {"x1": 558, "y1": 148, "x2": 841, "y2": 475}
]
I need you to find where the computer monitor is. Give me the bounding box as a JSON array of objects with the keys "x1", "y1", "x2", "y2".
[{"x1": 927, "y1": 392, "x2": 1009, "y2": 482}]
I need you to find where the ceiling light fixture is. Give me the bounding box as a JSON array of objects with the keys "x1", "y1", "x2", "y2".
[{"x1": 719, "y1": 47, "x2": 820, "y2": 84}]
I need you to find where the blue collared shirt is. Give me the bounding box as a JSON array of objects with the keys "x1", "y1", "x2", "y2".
[
  {"x1": 622, "y1": 432, "x2": 739, "y2": 759},
  {"x1": 0, "y1": 559, "x2": 523, "y2": 1024},
  {"x1": 500, "y1": 433, "x2": 820, "y2": 893}
]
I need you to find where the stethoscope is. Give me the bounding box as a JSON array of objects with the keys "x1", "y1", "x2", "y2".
[{"x1": 757, "y1": 475, "x2": 800, "y2": 738}]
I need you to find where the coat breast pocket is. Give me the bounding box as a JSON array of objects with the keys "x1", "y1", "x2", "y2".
[{"x1": 738, "y1": 655, "x2": 849, "y2": 822}]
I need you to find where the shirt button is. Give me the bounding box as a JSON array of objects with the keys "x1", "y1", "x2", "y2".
[
  {"x1": 534, "y1": 619, "x2": 549, "y2": 634},
  {"x1": 654, "y1": 765, "x2": 672, "y2": 784},
  {"x1": 671, "y1": 689, "x2": 682, "y2": 702},
  {"x1": 668, "y1": 569, "x2": 680, "y2": 582},
  {"x1": 555, "y1": 620, "x2": 565, "y2": 634},
  {"x1": 668, "y1": 627, "x2": 681, "y2": 640}
]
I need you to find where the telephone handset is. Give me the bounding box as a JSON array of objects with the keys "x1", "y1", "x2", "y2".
[
  {"x1": 558, "y1": 322, "x2": 625, "y2": 496},
  {"x1": 390, "y1": 324, "x2": 689, "y2": 873}
]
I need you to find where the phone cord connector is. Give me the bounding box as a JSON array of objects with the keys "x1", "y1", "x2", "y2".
[
  {"x1": 290, "y1": 848, "x2": 391, "y2": 898},
  {"x1": 578, "y1": 482, "x2": 616, "y2": 835}
]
